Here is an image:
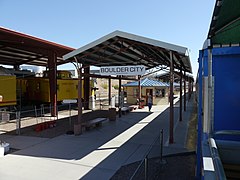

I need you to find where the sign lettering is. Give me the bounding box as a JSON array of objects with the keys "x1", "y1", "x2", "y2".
[{"x1": 100, "y1": 65, "x2": 145, "y2": 76}]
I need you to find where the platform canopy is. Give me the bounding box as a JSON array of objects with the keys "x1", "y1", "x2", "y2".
[
  {"x1": 63, "y1": 31, "x2": 192, "y2": 73},
  {"x1": 155, "y1": 71, "x2": 194, "y2": 82},
  {"x1": 0, "y1": 27, "x2": 74, "y2": 67},
  {"x1": 208, "y1": 0, "x2": 240, "y2": 45},
  {"x1": 122, "y1": 78, "x2": 169, "y2": 87}
]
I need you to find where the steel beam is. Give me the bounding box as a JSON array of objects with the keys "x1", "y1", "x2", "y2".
[
  {"x1": 169, "y1": 51, "x2": 174, "y2": 144},
  {"x1": 184, "y1": 70, "x2": 186, "y2": 111},
  {"x1": 108, "y1": 78, "x2": 111, "y2": 106},
  {"x1": 74, "y1": 60, "x2": 83, "y2": 135},
  {"x1": 83, "y1": 66, "x2": 90, "y2": 110},
  {"x1": 48, "y1": 51, "x2": 57, "y2": 117},
  {"x1": 179, "y1": 66, "x2": 183, "y2": 121},
  {"x1": 118, "y1": 76, "x2": 122, "y2": 118},
  {"x1": 138, "y1": 75, "x2": 141, "y2": 108}
]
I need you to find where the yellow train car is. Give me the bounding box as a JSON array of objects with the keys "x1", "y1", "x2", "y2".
[
  {"x1": 16, "y1": 78, "x2": 28, "y2": 100},
  {"x1": 0, "y1": 74, "x2": 16, "y2": 107},
  {"x1": 24, "y1": 70, "x2": 91, "y2": 103}
]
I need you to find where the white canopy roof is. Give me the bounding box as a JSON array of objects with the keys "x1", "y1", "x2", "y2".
[{"x1": 63, "y1": 30, "x2": 192, "y2": 73}]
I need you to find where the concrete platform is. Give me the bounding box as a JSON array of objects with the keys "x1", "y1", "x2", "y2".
[{"x1": 0, "y1": 93, "x2": 196, "y2": 180}]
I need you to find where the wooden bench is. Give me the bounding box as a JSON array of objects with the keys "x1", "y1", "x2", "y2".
[{"x1": 83, "y1": 118, "x2": 107, "y2": 131}]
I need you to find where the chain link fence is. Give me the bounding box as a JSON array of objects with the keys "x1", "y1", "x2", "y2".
[
  {"x1": 0, "y1": 105, "x2": 57, "y2": 135},
  {"x1": 0, "y1": 94, "x2": 128, "y2": 136}
]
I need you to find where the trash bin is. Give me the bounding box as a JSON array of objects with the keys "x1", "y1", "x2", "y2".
[
  {"x1": 1, "y1": 112, "x2": 10, "y2": 122},
  {"x1": 109, "y1": 108, "x2": 116, "y2": 121},
  {"x1": 139, "y1": 99, "x2": 145, "y2": 109}
]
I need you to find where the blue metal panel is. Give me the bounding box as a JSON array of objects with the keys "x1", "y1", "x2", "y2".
[
  {"x1": 203, "y1": 49, "x2": 209, "y2": 77},
  {"x1": 197, "y1": 50, "x2": 204, "y2": 178},
  {"x1": 212, "y1": 46, "x2": 240, "y2": 140}
]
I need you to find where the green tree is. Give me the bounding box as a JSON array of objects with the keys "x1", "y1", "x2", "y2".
[
  {"x1": 113, "y1": 84, "x2": 119, "y2": 89},
  {"x1": 101, "y1": 84, "x2": 108, "y2": 89}
]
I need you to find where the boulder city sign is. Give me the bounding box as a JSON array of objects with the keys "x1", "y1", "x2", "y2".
[{"x1": 100, "y1": 65, "x2": 145, "y2": 76}]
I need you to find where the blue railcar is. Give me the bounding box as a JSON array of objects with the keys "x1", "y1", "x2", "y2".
[{"x1": 197, "y1": 1, "x2": 240, "y2": 179}]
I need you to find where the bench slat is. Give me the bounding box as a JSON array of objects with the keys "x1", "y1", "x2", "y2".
[{"x1": 84, "y1": 118, "x2": 107, "y2": 130}]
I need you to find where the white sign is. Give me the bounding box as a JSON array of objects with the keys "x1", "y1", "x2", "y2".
[
  {"x1": 100, "y1": 65, "x2": 145, "y2": 76},
  {"x1": 62, "y1": 99, "x2": 77, "y2": 104}
]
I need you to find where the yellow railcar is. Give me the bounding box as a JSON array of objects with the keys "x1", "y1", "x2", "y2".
[
  {"x1": 0, "y1": 75, "x2": 16, "y2": 107},
  {"x1": 24, "y1": 70, "x2": 91, "y2": 103},
  {"x1": 1, "y1": 69, "x2": 92, "y2": 107},
  {"x1": 16, "y1": 78, "x2": 28, "y2": 100}
]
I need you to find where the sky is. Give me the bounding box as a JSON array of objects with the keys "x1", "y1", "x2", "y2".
[{"x1": 0, "y1": 0, "x2": 215, "y2": 78}]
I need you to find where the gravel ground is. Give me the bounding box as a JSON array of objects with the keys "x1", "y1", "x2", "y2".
[{"x1": 111, "y1": 152, "x2": 196, "y2": 180}]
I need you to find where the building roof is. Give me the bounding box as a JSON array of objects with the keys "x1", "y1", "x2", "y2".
[
  {"x1": 63, "y1": 30, "x2": 192, "y2": 73},
  {"x1": 0, "y1": 27, "x2": 75, "y2": 67},
  {"x1": 155, "y1": 71, "x2": 194, "y2": 82},
  {"x1": 122, "y1": 78, "x2": 169, "y2": 87}
]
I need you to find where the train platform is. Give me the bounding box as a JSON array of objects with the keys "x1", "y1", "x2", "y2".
[{"x1": 0, "y1": 93, "x2": 196, "y2": 180}]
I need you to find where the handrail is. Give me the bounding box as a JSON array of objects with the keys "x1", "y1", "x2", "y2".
[
  {"x1": 214, "y1": 130, "x2": 240, "y2": 136},
  {"x1": 209, "y1": 138, "x2": 227, "y2": 180},
  {"x1": 130, "y1": 129, "x2": 162, "y2": 180}
]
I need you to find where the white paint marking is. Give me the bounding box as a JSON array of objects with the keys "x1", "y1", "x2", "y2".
[{"x1": 203, "y1": 157, "x2": 215, "y2": 171}]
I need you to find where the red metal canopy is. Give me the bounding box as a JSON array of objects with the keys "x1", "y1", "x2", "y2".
[{"x1": 0, "y1": 27, "x2": 74, "y2": 67}]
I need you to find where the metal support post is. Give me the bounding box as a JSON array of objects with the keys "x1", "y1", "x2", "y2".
[
  {"x1": 48, "y1": 51, "x2": 57, "y2": 117},
  {"x1": 69, "y1": 103, "x2": 72, "y2": 128},
  {"x1": 169, "y1": 51, "x2": 174, "y2": 144},
  {"x1": 35, "y1": 106, "x2": 38, "y2": 124},
  {"x1": 84, "y1": 66, "x2": 90, "y2": 110},
  {"x1": 16, "y1": 111, "x2": 21, "y2": 135},
  {"x1": 108, "y1": 78, "x2": 111, "y2": 106},
  {"x1": 179, "y1": 66, "x2": 183, "y2": 121},
  {"x1": 160, "y1": 129, "x2": 166, "y2": 164},
  {"x1": 118, "y1": 76, "x2": 122, "y2": 118},
  {"x1": 74, "y1": 57, "x2": 83, "y2": 135},
  {"x1": 138, "y1": 75, "x2": 141, "y2": 108},
  {"x1": 184, "y1": 70, "x2": 186, "y2": 111}
]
